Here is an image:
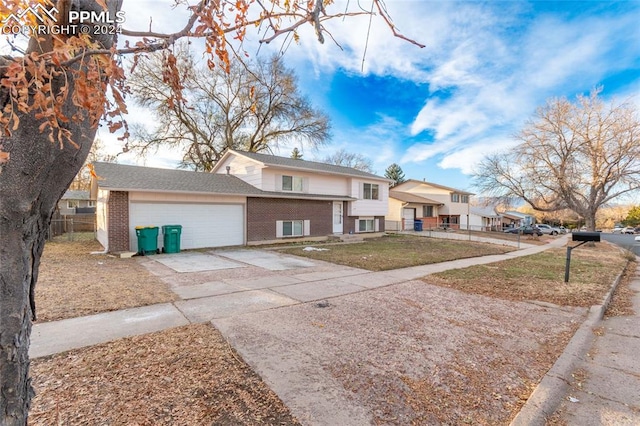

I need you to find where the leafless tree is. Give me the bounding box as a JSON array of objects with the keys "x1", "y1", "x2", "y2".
[
  {"x1": 474, "y1": 89, "x2": 640, "y2": 230},
  {"x1": 322, "y1": 149, "x2": 374, "y2": 173},
  {"x1": 128, "y1": 46, "x2": 330, "y2": 171}
]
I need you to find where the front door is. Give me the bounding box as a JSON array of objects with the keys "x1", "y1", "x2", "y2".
[{"x1": 333, "y1": 201, "x2": 343, "y2": 234}]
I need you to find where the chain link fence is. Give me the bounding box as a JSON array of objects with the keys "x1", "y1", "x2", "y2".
[{"x1": 47, "y1": 214, "x2": 96, "y2": 242}]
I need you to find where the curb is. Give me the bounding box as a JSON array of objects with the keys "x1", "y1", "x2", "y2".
[{"x1": 509, "y1": 268, "x2": 626, "y2": 426}]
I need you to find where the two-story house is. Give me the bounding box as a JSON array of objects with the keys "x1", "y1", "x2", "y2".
[
  {"x1": 91, "y1": 150, "x2": 389, "y2": 252},
  {"x1": 212, "y1": 150, "x2": 390, "y2": 242},
  {"x1": 387, "y1": 179, "x2": 474, "y2": 230}
]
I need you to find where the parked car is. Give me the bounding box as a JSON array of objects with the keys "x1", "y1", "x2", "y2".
[
  {"x1": 622, "y1": 226, "x2": 636, "y2": 234},
  {"x1": 534, "y1": 224, "x2": 561, "y2": 235},
  {"x1": 504, "y1": 226, "x2": 543, "y2": 236},
  {"x1": 612, "y1": 226, "x2": 625, "y2": 234},
  {"x1": 557, "y1": 226, "x2": 568, "y2": 234}
]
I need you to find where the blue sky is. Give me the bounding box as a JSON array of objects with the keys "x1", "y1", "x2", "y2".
[{"x1": 3, "y1": 1, "x2": 640, "y2": 193}]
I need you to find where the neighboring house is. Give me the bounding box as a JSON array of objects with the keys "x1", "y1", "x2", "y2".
[
  {"x1": 91, "y1": 151, "x2": 389, "y2": 252},
  {"x1": 58, "y1": 190, "x2": 95, "y2": 215},
  {"x1": 502, "y1": 211, "x2": 535, "y2": 228},
  {"x1": 387, "y1": 190, "x2": 443, "y2": 231},
  {"x1": 386, "y1": 180, "x2": 473, "y2": 230},
  {"x1": 212, "y1": 150, "x2": 390, "y2": 242},
  {"x1": 460, "y1": 206, "x2": 502, "y2": 231}
]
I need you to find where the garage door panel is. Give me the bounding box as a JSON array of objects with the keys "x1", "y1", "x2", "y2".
[{"x1": 129, "y1": 203, "x2": 244, "y2": 251}]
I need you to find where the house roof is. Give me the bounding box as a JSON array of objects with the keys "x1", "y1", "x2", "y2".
[
  {"x1": 92, "y1": 162, "x2": 264, "y2": 196},
  {"x1": 91, "y1": 162, "x2": 356, "y2": 201},
  {"x1": 500, "y1": 212, "x2": 524, "y2": 220},
  {"x1": 503, "y1": 211, "x2": 532, "y2": 219},
  {"x1": 394, "y1": 179, "x2": 475, "y2": 195},
  {"x1": 62, "y1": 190, "x2": 90, "y2": 200},
  {"x1": 217, "y1": 150, "x2": 390, "y2": 181},
  {"x1": 389, "y1": 190, "x2": 442, "y2": 205},
  {"x1": 470, "y1": 206, "x2": 500, "y2": 218}
]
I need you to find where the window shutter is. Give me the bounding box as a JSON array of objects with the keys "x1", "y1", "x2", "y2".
[
  {"x1": 275, "y1": 175, "x2": 282, "y2": 191},
  {"x1": 302, "y1": 177, "x2": 309, "y2": 193},
  {"x1": 355, "y1": 219, "x2": 360, "y2": 233},
  {"x1": 303, "y1": 220, "x2": 311, "y2": 236},
  {"x1": 275, "y1": 221, "x2": 283, "y2": 238},
  {"x1": 374, "y1": 219, "x2": 379, "y2": 232}
]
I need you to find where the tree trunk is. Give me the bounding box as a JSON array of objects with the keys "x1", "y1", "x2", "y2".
[
  {"x1": 0, "y1": 2, "x2": 120, "y2": 422},
  {"x1": 0, "y1": 113, "x2": 96, "y2": 425}
]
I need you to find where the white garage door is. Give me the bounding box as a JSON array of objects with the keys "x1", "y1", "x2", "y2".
[{"x1": 129, "y1": 203, "x2": 244, "y2": 252}]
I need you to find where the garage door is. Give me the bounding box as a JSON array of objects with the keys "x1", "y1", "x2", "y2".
[{"x1": 129, "y1": 203, "x2": 244, "y2": 252}]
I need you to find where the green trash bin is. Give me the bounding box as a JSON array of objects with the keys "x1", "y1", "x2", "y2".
[
  {"x1": 162, "y1": 225, "x2": 182, "y2": 254},
  {"x1": 135, "y1": 226, "x2": 159, "y2": 255}
]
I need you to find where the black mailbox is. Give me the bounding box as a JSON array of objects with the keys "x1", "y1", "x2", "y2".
[{"x1": 572, "y1": 231, "x2": 600, "y2": 242}]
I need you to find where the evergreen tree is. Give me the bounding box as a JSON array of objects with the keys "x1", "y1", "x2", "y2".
[
  {"x1": 291, "y1": 147, "x2": 303, "y2": 159},
  {"x1": 385, "y1": 163, "x2": 407, "y2": 187}
]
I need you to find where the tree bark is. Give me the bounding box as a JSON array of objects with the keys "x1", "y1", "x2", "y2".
[
  {"x1": 0, "y1": 100, "x2": 97, "y2": 425},
  {"x1": 0, "y1": 2, "x2": 121, "y2": 422}
]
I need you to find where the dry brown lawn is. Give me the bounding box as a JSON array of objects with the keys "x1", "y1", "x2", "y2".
[
  {"x1": 30, "y1": 323, "x2": 299, "y2": 425},
  {"x1": 427, "y1": 242, "x2": 629, "y2": 307},
  {"x1": 35, "y1": 240, "x2": 177, "y2": 322},
  {"x1": 279, "y1": 234, "x2": 514, "y2": 271}
]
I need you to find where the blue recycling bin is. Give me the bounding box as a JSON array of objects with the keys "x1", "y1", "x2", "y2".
[{"x1": 414, "y1": 219, "x2": 423, "y2": 231}]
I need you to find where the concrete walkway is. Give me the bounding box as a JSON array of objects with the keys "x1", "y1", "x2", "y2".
[{"x1": 29, "y1": 233, "x2": 640, "y2": 424}]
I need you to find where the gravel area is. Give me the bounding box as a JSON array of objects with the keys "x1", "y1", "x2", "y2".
[{"x1": 213, "y1": 279, "x2": 586, "y2": 425}]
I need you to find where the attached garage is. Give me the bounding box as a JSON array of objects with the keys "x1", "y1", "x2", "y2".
[
  {"x1": 129, "y1": 202, "x2": 244, "y2": 252},
  {"x1": 91, "y1": 162, "x2": 262, "y2": 253}
]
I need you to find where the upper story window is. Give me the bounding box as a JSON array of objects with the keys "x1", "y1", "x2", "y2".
[
  {"x1": 282, "y1": 175, "x2": 303, "y2": 192},
  {"x1": 363, "y1": 183, "x2": 379, "y2": 200},
  {"x1": 88, "y1": 200, "x2": 96, "y2": 207},
  {"x1": 67, "y1": 200, "x2": 79, "y2": 209},
  {"x1": 451, "y1": 193, "x2": 469, "y2": 203}
]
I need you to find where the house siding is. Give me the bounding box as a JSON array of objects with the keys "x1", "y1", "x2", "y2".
[
  {"x1": 108, "y1": 191, "x2": 130, "y2": 252},
  {"x1": 247, "y1": 197, "x2": 332, "y2": 241}
]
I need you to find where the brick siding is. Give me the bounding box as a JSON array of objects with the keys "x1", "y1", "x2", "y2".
[
  {"x1": 108, "y1": 191, "x2": 130, "y2": 252},
  {"x1": 247, "y1": 197, "x2": 333, "y2": 241}
]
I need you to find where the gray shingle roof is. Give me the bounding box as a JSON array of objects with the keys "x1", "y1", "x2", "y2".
[
  {"x1": 92, "y1": 162, "x2": 355, "y2": 201},
  {"x1": 230, "y1": 150, "x2": 388, "y2": 181},
  {"x1": 62, "y1": 190, "x2": 90, "y2": 200},
  {"x1": 92, "y1": 162, "x2": 264, "y2": 195}
]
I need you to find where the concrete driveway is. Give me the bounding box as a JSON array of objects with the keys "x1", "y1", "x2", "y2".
[{"x1": 144, "y1": 248, "x2": 377, "y2": 323}]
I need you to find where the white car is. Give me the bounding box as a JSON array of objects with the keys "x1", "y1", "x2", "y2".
[
  {"x1": 636, "y1": 235, "x2": 640, "y2": 242},
  {"x1": 534, "y1": 224, "x2": 561, "y2": 235},
  {"x1": 612, "y1": 226, "x2": 624, "y2": 234}
]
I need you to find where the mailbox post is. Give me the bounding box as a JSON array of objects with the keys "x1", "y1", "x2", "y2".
[{"x1": 565, "y1": 232, "x2": 601, "y2": 283}]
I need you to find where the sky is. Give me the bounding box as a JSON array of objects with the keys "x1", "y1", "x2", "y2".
[{"x1": 3, "y1": 1, "x2": 640, "y2": 193}]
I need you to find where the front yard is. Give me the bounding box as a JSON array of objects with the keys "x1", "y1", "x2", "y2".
[
  {"x1": 29, "y1": 235, "x2": 634, "y2": 424},
  {"x1": 278, "y1": 233, "x2": 515, "y2": 271}
]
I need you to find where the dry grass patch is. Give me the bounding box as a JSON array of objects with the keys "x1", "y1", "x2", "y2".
[
  {"x1": 36, "y1": 240, "x2": 177, "y2": 322},
  {"x1": 605, "y1": 259, "x2": 637, "y2": 317},
  {"x1": 428, "y1": 242, "x2": 628, "y2": 307},
  {"x1": 279, "y1": 234, "x2": 514, "y2": 271},
  {"x1": 448, "y1": 229, "x2": 552, "y2": 245},
  {"x1": 30, "y1": 323, "x2": 300, "y2": 425}
]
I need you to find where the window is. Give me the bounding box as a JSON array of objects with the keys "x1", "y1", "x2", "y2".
[
  {"x1": 283, "y1": 220, "x2": 303, "y2": 237},
  {"x1": 423, "y1": 205, "x2": 434, "y2": 217},
  {"x1": 282, "y1": 175, "x2": 303, "y2": 192},
  {"x1": 363, "y1": 183, "x2": 379, "y2": 200},
  {"x1": 276, "y1": 220, "x2": 310, "y2": 238},
  {"x1": 451, "y1": 193, "x2": 460, "y2": 203},
  {"x1": 67, "y1": 200, "x2": 79, "y2": 209},
  {"x1": 88, "y1": 200, "x2": 96, "y2": 207},
  {"x1": 359, "y1": 219, "x2": 374, "y2": 232},
  {"x1": 461, "y1": 195, "x2": 469, "y2": 203}
]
